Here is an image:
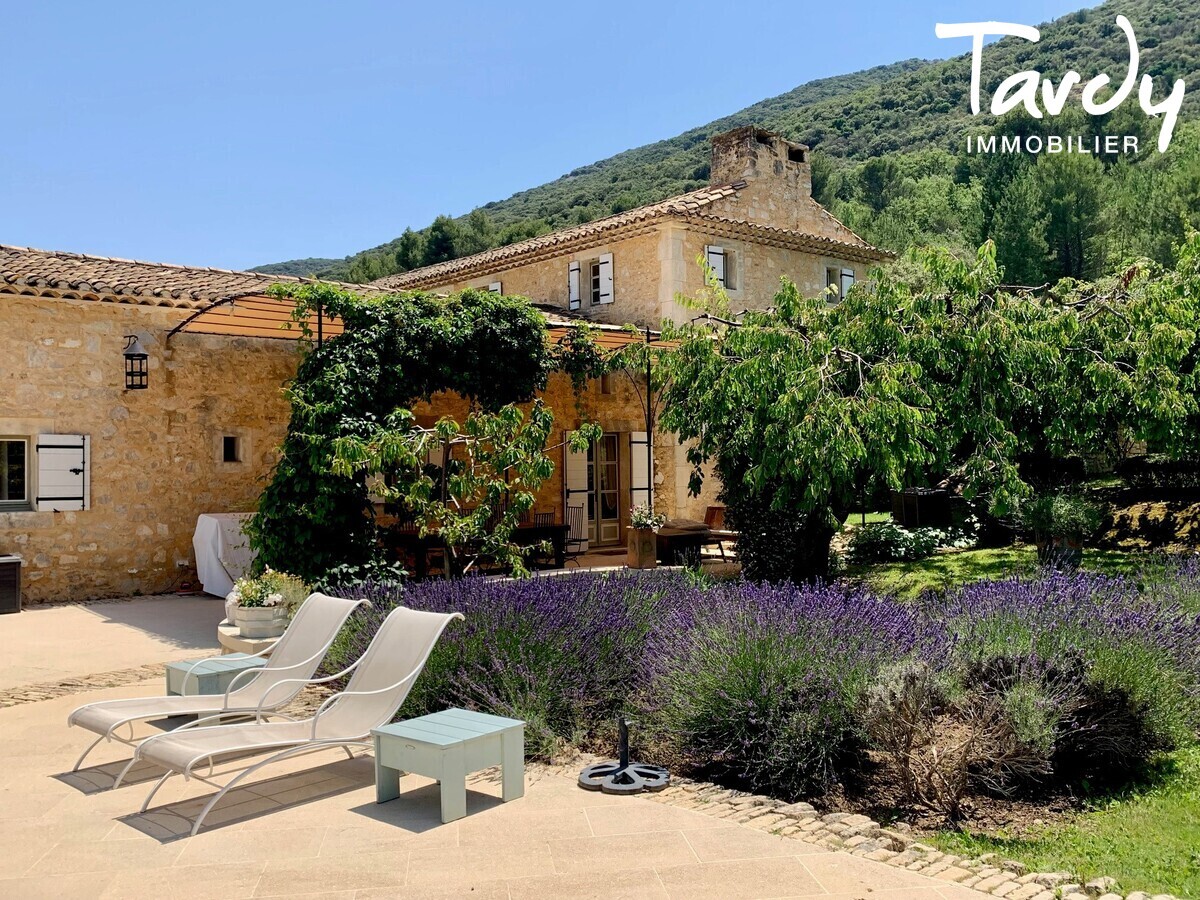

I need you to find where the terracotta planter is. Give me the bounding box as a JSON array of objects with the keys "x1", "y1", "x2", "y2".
[
  {"x1": 233, "y1": 606, "x2": 287, "y2": 638},
  {"x1": 627, "y1": 527, "x2": 658, "y2": 569}
]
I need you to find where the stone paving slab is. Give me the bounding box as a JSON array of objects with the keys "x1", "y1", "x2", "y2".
[
  {"x1": 0, "y1": 680, "x2": 997, "y2": 899},
  {"x1": 0, "y1": 594, "x2": 224, "y2": 688}
]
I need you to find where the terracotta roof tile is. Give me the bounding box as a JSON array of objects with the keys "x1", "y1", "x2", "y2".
[
  {"x1": 0, "y1": 244, "x2": 378, "y2": 310},
  {"x1": 373, "y1": 181, "x2": 890, "y2": 290},
  {"x1": 373, "y1": 182, "x2": 750, "y2": 290}
]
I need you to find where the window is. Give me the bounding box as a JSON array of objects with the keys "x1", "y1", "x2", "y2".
[
  {"x1": 0, "y1": 437, "x2": 29, "y2": 511},
  {"x1": 826, "y1": 266, "x2": 855, "y2": 303},
  {"x1": 570, "y1": 256, "x2": 612, "y2": 310},
  {"x1": 222, "y1": 435, "x2": 241, "y2": 463},
  {"x1": 487, "y1": 282, "x2": 502, "y2": 294},
  {"x1": 705, "y1": 245, "x2": 736, "y2": 289},
  {"x1": 600, "y1": 373, "x2": 614, "y2": 395}
]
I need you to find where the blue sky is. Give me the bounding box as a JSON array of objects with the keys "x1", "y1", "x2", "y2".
[{"x1": 4, "y1": 1, "x2": 1086, "y2": 270}]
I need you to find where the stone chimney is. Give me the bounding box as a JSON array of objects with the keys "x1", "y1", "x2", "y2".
[
  {"x1": 707, "y1": 126, "x2": 824, "y2": 232},
  {"x1": 710, "y1": 126, "x2": 812, "y2": 197}
]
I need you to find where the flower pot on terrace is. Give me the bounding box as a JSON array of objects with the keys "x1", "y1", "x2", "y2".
[
  {"x1": 627, "y1": 527, "x2": 658, "y2": 570},
  {"x1": 233, "y1": 606, "x2": 288, "y2": 638}
]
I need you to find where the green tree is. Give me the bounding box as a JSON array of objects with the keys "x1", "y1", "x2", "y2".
[
  {"x1": 249, "y1": 284, "x2": 572, "y2": 582},
  {"x1": 1033, "y1": 153, "x2": 1106, "y2": 280},
  {"x1": 992, "y1": 169, "x2": 1050, "y2": 285},
  {"x1": 329, "y1": 403, "x2": 597, "y2": 577},
  {"x1": 393, "y1": 228, "x2": 426, "y2": 271},
  {"x1": 423, "y1": 215, "x2": 463, "y2": 265},
  {"x1": 659, "y1": 243, "x2": 1199, "y2": 583}
]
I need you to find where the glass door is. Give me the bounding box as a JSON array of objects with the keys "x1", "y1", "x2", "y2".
[{"x1": 586, "y1": 434, "x2": 621, "y2": 545}]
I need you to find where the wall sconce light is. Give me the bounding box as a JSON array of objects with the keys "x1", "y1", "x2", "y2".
[{"x1": 123, "y1": 335, "x2": 148, "y2": 390}]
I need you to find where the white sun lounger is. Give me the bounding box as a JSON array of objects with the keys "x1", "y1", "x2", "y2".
[
  {"x1": 67, "y1": 592, "x2": 368, "y2": 774},
  {"x1": 129, "y1": 605, "x2": 463, "y2": 835}
]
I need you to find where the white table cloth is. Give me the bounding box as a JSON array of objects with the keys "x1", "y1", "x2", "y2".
[{"x1": 192, "y1": 513, "x2": 256, "y2": 597}]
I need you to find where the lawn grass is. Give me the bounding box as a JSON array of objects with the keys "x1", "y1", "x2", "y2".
[
  {"x1": 843, "y1": 510, "x2": 893, "y2": 525},
  {"x1": 931, "y1": 748, "x2": 1200, "y2": 896},
  {"x1": 847, "y1": 545, "x2": 1142, "y2": 600}
]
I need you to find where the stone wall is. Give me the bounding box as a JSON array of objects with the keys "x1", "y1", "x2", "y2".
[
  {"x1": 428, "y1": 222, "x2": 870, "y2": 330},
  {"x1": 412, "y1": 369, "x2": 719, "y2": 543},
  {"x1": 707, "y1": 126, "x2": 863, "y2": 244},
  {"x1": 2, "y1": 293, "x2": 711, "y2": 601},
  {"x1": 0, "y1": 294, "x2": 300, "y2": 603},
  {"x1": 432, "y1": 228, "x2": 665, "y2": 329},
  {"x1": 658, "y1": 227, "x2": 872, "y2": 324}
]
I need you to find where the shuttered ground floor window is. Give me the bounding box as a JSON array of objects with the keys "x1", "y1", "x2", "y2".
[{"x1": 0, "y1": 437, "x2": 30, "y2": 511}]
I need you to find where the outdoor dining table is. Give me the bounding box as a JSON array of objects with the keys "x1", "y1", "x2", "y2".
[
  {"x1": 393, "y1": 521, "x2": 569, "y2": 578},
  {"x1": 655, "y1": 524, "x2": 711, "y2": 565}
]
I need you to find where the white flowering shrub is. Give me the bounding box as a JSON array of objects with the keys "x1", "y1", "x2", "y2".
[
  {"x1": 228, "y1": 568, "x2": 309, "y2": 613},
  {"x1": 848, "y1": 517, "x2": 979, "y2": 563},
  {"x1": 630, "y1": 504, "x2": 667, "y2": 530}
]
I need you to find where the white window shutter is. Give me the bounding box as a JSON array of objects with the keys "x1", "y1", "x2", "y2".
[
  {"x1": 568, "y1": 262, "x2": 581, "y2": 311},
  {"x1": 488, "y1": 282, "x2": 502, "y2": 294},
  {"x1": 598, "y1": 252, "x2": 614, "y2": 304},
  {"x1": 705, "y1": 245, "x2": 726, "y2": 286},
  {"x1": 629, "y1": 431, "x2": 652, "y2": 511},
  {"x1": 36, "y1": 434, "x2": 89, "y2": 511},
  {"x1": 563, "y1": 441, "x2": 589, "y2": 551},
  {"x1": 840, "y1": 268, "x2": 855, "y2": 300}
]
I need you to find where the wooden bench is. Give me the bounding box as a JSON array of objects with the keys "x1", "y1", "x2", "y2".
[{"x1": 372, "y1": 708, "x2": 525, "y2": 823}]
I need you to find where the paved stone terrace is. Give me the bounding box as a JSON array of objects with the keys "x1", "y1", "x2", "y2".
[
  {"x1": 0, "y1": 594, "x2": 225, "y2": 687},
  {"x1": 0, "y1": 678, "x2": 1000, "y2": 900}
]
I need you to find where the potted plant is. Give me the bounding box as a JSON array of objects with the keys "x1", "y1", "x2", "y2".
[
  {"x1": 226, "y1": 569, "x2": 309, "y2": 638},
  {"x1": 1017, "y1": 494, "x2": 1106, "y2": 569},
  {"x1": 628, "y1": 504, "x2": 666, "y2": 570}
]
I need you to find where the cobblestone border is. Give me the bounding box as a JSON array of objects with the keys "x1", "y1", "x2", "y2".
[
  {"x1": 0, "y1": 664, "x2": 166, "y2": 708},
  {"x1": 632, "y1": 769, "x2": 1177, "y2": 900}
]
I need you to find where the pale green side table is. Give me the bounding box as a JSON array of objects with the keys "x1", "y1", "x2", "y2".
[
  {"x1": 373, "y1": 708, "x2": 525, "y2": 823},
  {"x1": 165, "y1": 653, "x2": 265, "y2": 696}
]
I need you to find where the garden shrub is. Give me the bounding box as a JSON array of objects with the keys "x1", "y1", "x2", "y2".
[
  {"x1": 316, "y1": 565, "x2": 1200, "y2": 812},
  {"x1": 1117, "y1": 454, "x2": 1200, "y2": 491},
  {"x1": 931, "y1": 573, "x2": 1200, "y2": 786},
  {"x1": 328, "y1": 571, "x2": 700, "y2": 761},
  {"x1": 641, "y1": 581, "x2": 936, "y2": 799},
  {"x1": 251, "y1": 285, "x2": 555, "y2": 583},
  {"x1": 849, "y1": 521, "x2": 942, "y2": 563},
  {"x1": 848, "y1": 517, "x2": 978, "y2": 563}
]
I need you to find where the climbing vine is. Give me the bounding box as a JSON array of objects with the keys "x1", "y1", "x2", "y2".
[{"x1": 248, "y1": 283, "x2": 592, "y2": 583}]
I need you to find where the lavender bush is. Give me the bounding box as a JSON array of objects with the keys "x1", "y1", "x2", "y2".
[
  {"x1": 638, "y1": 581, "x2": 941, "y2": 798},
  {"x1": 328, "y1": 570, "x2": 702, "y2": 760},
  {"x1": 320, "y1": 563, "x2": 1200, "y2": 804},
  {"x1": 928, "y1": 572, "x2": 1200, "y2": 784}
]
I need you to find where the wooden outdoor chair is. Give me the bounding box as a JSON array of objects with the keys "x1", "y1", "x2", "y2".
[
  {"x1": 702, "y1": 506, "x2": 739, "y2": 561},
  {"x1": 564, "y1": 505, "x2": 587, "y2": 567}
]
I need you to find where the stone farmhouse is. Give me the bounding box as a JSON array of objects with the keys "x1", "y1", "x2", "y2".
[{"x1": 1, "y1": 127, "x2": 888, "y2": 603}]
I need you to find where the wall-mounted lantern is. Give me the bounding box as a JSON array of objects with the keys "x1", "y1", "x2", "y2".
[{"x1": 122, "y1": 335, "x2": 148, "y2": 390}]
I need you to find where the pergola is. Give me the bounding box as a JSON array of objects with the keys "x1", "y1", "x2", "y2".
[{"x1": 165, "y1": 292, "x2": 658, "y2": 352}]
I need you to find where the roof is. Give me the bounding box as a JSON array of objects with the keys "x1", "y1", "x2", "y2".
[
  {"x1": 0, "y1": 242, "x2": 654, "y2": 348},
  {"x1": 373, "y1": 181, "x2": 892, "y2": 291},
  {"x1": 373, "y1": 183, "x2": 747, "y2": 290},
  {"x1": 0, "y1": 243, "x2": 378, "y2": 311}
]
